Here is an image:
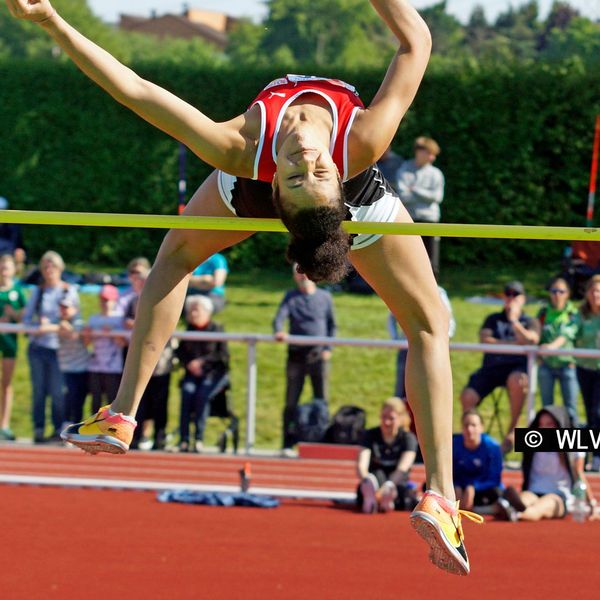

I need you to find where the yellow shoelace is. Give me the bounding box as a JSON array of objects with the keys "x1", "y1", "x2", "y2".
[{"x1": 458, "y1": 510, "x2": 485, "y2": 524}]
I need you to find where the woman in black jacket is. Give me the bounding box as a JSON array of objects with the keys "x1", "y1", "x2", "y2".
[{"x1": 176, "y1": 295, "x2": 229, "y2": 452}]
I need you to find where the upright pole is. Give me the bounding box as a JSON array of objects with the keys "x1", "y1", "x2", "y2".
[
  {"x1": 585, "y1": 115, "x2": 600, "y2": 227},
  {"x1": 178, "y1": 143, "x2": 187, "y2": 215},
  {"x1": 245, "y1": 340, "x2": 258, "y2": 454}
]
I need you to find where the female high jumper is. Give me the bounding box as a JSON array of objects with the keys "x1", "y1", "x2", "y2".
[{"x1": 6, "y1": 0, "x2": 482, "y2": 575}]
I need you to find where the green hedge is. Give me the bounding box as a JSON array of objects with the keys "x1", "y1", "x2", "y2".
[{"x1": 0, "y1": 60, "x2": 598, "y2": 269}]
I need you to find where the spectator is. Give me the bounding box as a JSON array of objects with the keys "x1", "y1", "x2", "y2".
[
  {"x1": 453, "y1": 409, "x2": 503, "y2": 512},
  {"x1": 188, "y1": 253, "x2": 228, "y2": 314},
  {"x1": 537, "y1": 277, "x2": 579, "y2": 426},
  {"x1": 376, "y1": 145, "x2": 403, "y2": 192},
  {"x1": 273, "y1": 265, "x2": 336, "y2": 454},
  {"x1": 395, "y1": 137, "x2": 444, "y2": 277},
  {"x1": 83, "y1": 285, "x2": 125, "y2": 414},
  {"x1": 389, "y1": 285, "x2": 455, "y2": 400},
  {"x1": 116, "y1": 257, "x2": 151, "y2": 317},
  {"x1": 176, "y1": 295, "x2": 229, "y2": 453},
  {"x1": 357, "y1": 397, "x2": 419, "y2": 513},
  {"x1": 0, "y1": 196, "x2": 26, "y2": 279},
  {"x1": 496, "y1": 406, "x2": 596, "y2": 522},
  {"x1": 23, "y1": 251, "x2": 79, "y2": 443},
  {"x1": 56, "y1": 297, "x2": 90, "y2": 425},
  {"x1": 460, "y1": 281, "x2": 540, "y2": 454},
  {"x1": 0, "y1": 254, "x2": 27, "y2": 440},
  {"x1": 574, "y1": 274, "x2": 600, "y2": 471},
  {"x1": 122, "y1": 267, "x2": 174, "y2": 451}
]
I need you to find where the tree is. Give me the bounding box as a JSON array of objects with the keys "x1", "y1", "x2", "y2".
[
  {"x1": 420, "y1": 1, "x2": 466, "y2": 58},
  {"x1": 257, "y1": 0, "x2": 391, "y2": 68}
]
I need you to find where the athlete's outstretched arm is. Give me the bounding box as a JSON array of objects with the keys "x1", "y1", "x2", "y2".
[
  {"x1": 5, "y1": 0, "x2": 248, "y2": 175},
  {"x1": 351, "y1": 0, "x2": 432, "y2": 167}
]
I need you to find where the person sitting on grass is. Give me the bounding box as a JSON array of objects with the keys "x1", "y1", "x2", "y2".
[
  {"x1": 495, "y1": 406, "x2": 597, "y2": 522},
  {"x1": 357, "y1": 397, "x2": 419, "y2": 513},
  {"x1": 453, "y1": 409, "x2": 503, "y2": 513}
]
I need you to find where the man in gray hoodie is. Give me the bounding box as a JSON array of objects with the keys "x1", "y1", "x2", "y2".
[{"x1": 395, "y1": 136, "x2": 445, "y2": 277}]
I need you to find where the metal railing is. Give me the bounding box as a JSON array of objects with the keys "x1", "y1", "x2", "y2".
[{"x1": 3, "y1": 323, "x2": 599, "y2": 453}]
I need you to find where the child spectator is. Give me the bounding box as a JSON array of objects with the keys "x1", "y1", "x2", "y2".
[
  {"x1": 57, "y1": 297, "x2": 90, "y2": 424},
  {"x1": 537, "y1": 276, "x2": 579, "y2": 426},
  {"x1": 496, "y1": 406, "x2": 596, "y2": 522},
  {"x1": 356, "y1": 397, "x2": 419, "y2": 513},
  {"x1": 0, "y1": 254, "x2": 27, "y2": 440},
  {"x1": 83, "y1": 285, "x2": 125, "y2": 414},
  {"x1": 453, "y1": 409, "x2": 503, "y2": 512},
  {"x1": 176, "y1": 295, "x2": 229, "y2": 453},
  {"x1": 23, "y1": 251, "x2": 78, "y2": 443},
  {"x1": 116, "y1": 257, "x2": 150, "y2": 316}
]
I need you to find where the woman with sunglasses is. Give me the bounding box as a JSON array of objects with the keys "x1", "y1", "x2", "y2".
[
  {"x1": 7, "y1": 0, "x2": 479, "y2": 575},
  {"x1": 536, "y1": 277, "x2": 579, "y2": 426}
]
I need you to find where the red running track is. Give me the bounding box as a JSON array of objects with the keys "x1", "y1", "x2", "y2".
[
  {"x1": 1, "y1": 485, "x2": 599, "y2": 600},
  {"x1": 2, "y1": 443, "x2": 600, "y2": 497}
]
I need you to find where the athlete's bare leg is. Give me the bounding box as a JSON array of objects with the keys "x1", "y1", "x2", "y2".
[
  {"x1": 111, "y1": 171, "x2": 253, "y2": 416},
  {"x1": 350, "y1": 203, "x2": 455, "y2": 499}
]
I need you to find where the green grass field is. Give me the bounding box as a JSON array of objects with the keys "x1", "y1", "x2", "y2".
[{"x1": 7, "y1": 263, "x2": 575, "y2": 452}]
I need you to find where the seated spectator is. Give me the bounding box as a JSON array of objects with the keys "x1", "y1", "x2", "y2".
[
  {"x1": 0, "y1": 196, "x2": 27, "y2": 278},
  {"x1": 0, "y1": 254, "x2": 27, "y2": 440},
  {"x1": 460, "y1": 281, "x2": 540, "y2": 454},
  {"x1": 356, "y1": 397, "x2": 419, "y2": 513},
  {"x1": 496, "y1": 406, "x2": 596, "y2": 522},
  {"x1": 23, "y1": 251, "x2": 79, "y2": 443},
  {"x1": 574, "y1": 275, "x2": 600, "y2": 471},
  {"x1": 176, "y1": 295, "x2": 229, "y2": 453},
  {"x1": 389, "y1": 284, "x2": 455, "y2": 400},
  {"x1": 83, "y1": 285, "x2": 125, "y2": 414},
  {"x1": 537, "y1": 277, "x2": 579, "y2": 426},
  {"x1": 115, "y1": 257, "x2": 151, "y2": 316},
  {"x1": 188, "y1": 253, "x2": 228, "y2": 314},
  {"x1": 56, "y1": 297, "x2": 90, "y2": 425},
  {"x1": 453, "y1": 409, "x2": 503, "y2": 512}
]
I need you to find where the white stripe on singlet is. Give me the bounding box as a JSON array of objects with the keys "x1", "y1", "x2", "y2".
[
  {"x1": 252, "y1": 101, "x2": 267, "y2": 181},
  {"x1": 270, "y1": 90, "x2": 339, "y2": 165},
  {"x1": 342, "y1": 106, "x2": 360, "y2": 182}
]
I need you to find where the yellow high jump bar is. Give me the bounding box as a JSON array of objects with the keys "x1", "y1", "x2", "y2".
[{"x1": 1, "y1": 209, "x2": 600, "y2": 240}]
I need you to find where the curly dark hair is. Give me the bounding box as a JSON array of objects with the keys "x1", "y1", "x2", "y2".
[{"x1": 273, "y1": 183, "x2": 351, "y2": 283}]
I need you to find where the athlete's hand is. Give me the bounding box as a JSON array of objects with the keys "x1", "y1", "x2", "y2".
[{"x1": 5, "y1": 0, "x2": 55, "y2": 23}]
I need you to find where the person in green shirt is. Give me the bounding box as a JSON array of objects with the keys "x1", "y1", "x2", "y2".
[
  {"x1": 0, "y1": 254, "x2": 27, "y2": 440},
  {"x1": 537, "y1": 277, "x2": 579, "y2": 426},
  {"x1": 575, "y1": 275, "x2": 600, "y2": 471}
]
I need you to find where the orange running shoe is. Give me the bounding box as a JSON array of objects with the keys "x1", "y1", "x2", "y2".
[
  {"x1": 61, "y1": 405, "x2": 137, "y2": 455},
  {"x1": 410, "y1": 490, "x2": 483, "y2": 576}
]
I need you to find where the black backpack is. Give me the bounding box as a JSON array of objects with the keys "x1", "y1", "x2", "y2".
[
  {"x1": 324, "y1": 406, "x2": 366, "y2": 445},
  {"x1": 293, "y1": 398, "x2": 330, "y2": 443}
]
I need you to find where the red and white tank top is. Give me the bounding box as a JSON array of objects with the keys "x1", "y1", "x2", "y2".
[{"x1": 249, "y1": 74, "x2": 364, "y2": 183}]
